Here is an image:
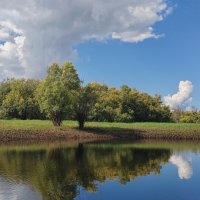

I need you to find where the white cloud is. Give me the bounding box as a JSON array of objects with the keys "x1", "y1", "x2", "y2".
[
  {"x1": 164, "y1": 80, "x2": 194, "y2": 110},
  {"x1": 169, "y1": 154, "x2": 193, "y2": 180},
  {"x1": 0, "y1": 0, "x2": 172, "y2": 79}
]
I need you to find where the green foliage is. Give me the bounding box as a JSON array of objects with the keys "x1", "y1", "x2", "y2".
[
  {"x1": 0, "y1": 61, "x2": 173, "y2": 126},
  {"x1": 0, "y1": 79, "x2": 12, "y2": 106},
  {"x1": 0, "y1": 79, "x2": 41, "y2": 119},
  {"x1": 36, "y1": 62, "x2": 80, "y2": 126},
  {"x1": 74, "y1": 83, "x2": 98, "y2": 129},
  {"x1": 90, "y1": 87, "x2": 122, "y2": 122},
  {"x1": 89, "y1": 84, "x2": 171, "y2": 122},
  {"x1": 172, "y1": 110, "x2": 200, "y2": 123}
]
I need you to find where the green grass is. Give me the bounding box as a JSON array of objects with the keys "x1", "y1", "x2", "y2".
[
  {"x1": 84, "y1": 121, "x2": 200, "y2": 130},
  {"x1": 0, "y1": 120, "x2": 78, "y2": 129},
  {"x1": 1, "y1": 120, "x2": 200, "y2": 140},
  {"x1": 83, "y1": 121, "x2": 200, "y2": 139},
  {"x1": 3, "y1": 120, "x2": 199, "y2": 130}
]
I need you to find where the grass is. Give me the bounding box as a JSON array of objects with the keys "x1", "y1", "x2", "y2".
[
  {"x1": 0, "y1": 120, "x2": 79, "y2": 130},
  {"x1": 1, "y1": 120, "x2": 200, "y2": 142},
  {"x1": 0, "y1": 120, "x2": 112, "y2": 144},
  {"x1": 83, "y1": 121, "x2": 200, "y2": 140},
  {"x1": 2, "y1": 120, "x2": 200, "y2": 131}
]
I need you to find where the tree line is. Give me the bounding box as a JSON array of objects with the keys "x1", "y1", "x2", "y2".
[{"x1": 0, "y1": 61, "x2": 198, "y2": 128}]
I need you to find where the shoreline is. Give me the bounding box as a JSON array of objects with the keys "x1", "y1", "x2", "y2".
[
  {"x1": 1, "y1": 120, "x2": 200, "y2": 144},
  {"x1": 1, "y1": 125, "x2": 200, "y2": 144},
  {"x1": 0, "y1": 128, "x2": 114, "y2": 144}
]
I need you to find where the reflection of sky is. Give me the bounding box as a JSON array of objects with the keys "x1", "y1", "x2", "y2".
[
  {"x1": 75, "y1": 150, "x2": 200, "y2": 200},
  {"x1": 0, "y1": 178, "x2": 41, "y2": 200},
  {"x1": 169, "y1": 153, "x2": 193, "y2": 180}
]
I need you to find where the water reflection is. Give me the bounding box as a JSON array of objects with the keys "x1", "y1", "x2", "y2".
[
  {"x1": 169, "y1": 154, "x2": 193, "y2": 180},
  {"x1": 0, "y1": 143, "x2": 170, "y2": 199},
  {"x1": 0, "y1": 178, "x2": 41, "y2": 200}
]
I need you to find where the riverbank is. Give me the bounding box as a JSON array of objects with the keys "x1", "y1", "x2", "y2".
[{"x1": 0, "y1": 120, "x2": 200, "y2": 143}]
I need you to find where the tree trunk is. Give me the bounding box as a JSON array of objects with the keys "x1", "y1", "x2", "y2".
[
  {"x1": 78, "y1": 120, "x2": 85, "y2": 130},
  {"x1": 52, "y1": 118, "x2": 62, "y2": 126}
]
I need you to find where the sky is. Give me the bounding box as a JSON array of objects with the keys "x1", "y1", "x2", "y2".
[{"x1": 0, "y1": 0, "x2": 199, "y2": 109}]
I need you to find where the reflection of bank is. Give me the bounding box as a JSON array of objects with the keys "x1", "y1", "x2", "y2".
[{"x1": 169, "y1": 154, "x2": 193, "y2": 180}]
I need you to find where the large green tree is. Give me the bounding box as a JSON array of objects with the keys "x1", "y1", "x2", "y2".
[{"x1": 37, "y1": 61, "x2": 80, "y2": 126}]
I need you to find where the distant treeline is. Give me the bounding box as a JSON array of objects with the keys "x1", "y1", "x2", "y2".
[
  {"x1": 172, "y1": 109, "x2": 200, "y2": 123},
  {"x1": 0, "y1": 61, "x2": 199, "y2": 128}
]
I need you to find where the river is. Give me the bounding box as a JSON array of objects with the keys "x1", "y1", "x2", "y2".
[{"x1": 0, "y1": 141, "x2": 199, "y2": 200}]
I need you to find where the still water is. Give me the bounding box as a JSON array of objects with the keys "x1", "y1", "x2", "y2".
[{"x1": 0, "y1": 141, "x2": 199, "y2": 200}]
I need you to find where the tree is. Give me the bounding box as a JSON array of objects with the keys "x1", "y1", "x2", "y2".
[
  {"x1": 89, "y1": 84, "x2": 171, "y2": 123},
  {"x1": 89, "y1": 86, "x2": 122, "y2": 122},
  {"x1": 1, "y1": 79, "x2": 41, "y2": 119},
  {"x1": 37, "y1": 61, "x2": 80, "y2": 126},
  {"x1": 173, "y1": 110, "x2": 200, "y2": 123},
  {"x1": 75, "y1": 84, "x2": 98, "y2": 129},
  {"x1": 0, "y1": 79, "x2": 12, "y2": 106}
]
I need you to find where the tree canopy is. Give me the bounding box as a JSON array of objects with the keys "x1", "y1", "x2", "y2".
[
  {"x1": 0, "y1": 79, "x2": 42, "y2": 119},
  {"x1": 36, "y1": 62, "x2": 80, "y2": 126},
  {"x1": 2, "y1": 60, "x2": 199, "y2": 128}
]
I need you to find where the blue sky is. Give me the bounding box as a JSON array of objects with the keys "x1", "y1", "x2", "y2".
[{"x1": 74, "y1": 0, "x2": 200, "y2": 108}]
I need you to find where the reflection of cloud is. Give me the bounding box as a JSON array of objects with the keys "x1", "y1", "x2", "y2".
[
  {"x1": 0, "y1": 178, "x2": 41, "y2": 200},
  {"x1": 169, "y1": 154, "x2": 193, "y2": 180}
]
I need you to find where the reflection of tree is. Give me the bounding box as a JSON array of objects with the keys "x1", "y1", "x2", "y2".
[{"x1": 0, "y1": 145, "x2": 170, "y2": 200}]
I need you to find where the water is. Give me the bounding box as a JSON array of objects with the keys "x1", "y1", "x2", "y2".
[{"x1": 0, "y1": 141, "x2": 199, "y2": 200}]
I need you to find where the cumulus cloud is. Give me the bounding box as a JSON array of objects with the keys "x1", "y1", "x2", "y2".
[
  {"x1": 164, "y1": 80, "x2": 194, "y2": 110},
  {"x1": 169, "y1": 154, "x2": 193, "y2": 180},
  {"x1": 0, "y1": 0, "x2": 172, "y2": 79}
]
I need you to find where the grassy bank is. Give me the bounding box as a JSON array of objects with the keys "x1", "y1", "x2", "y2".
[
  {"x1": 0, "y1": 120, "x2": 112, "y2": 143},
  {"x1": 1, "y1": 120, "x2": 200, "y2": 143}
]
